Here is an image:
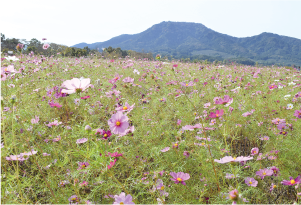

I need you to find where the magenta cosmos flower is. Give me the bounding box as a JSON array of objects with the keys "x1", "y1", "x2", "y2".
[
  {"x1": 209, "y1": 109, "x2": 224, "y2": 118},
  {"x1": 170, "y1": 172, "x2": 190, "y2": 185},
  {"x1": 61, "y1": 77, "x2": 91, "y2": 94},
  {"x1": 251, "y1": 147, "x2": 259, "y2": 155},
  {"x1": 294, "y1": 109, "x2": 301, "y2": 118},
  {"x1": 113, "y1": 192, "x2": 135, "y2": 204},
  {"x1": 281, "y1": 176, "x2": 301, "y2": 186},
  {"x1": 245, "y1": 177, "x2": 258, "y2": 187},
  {"x1": 214, "y1": 156, "x2": 253, "y2": 164},
  {"x1": 108, "y1": 112, "x2": 129, "y2": 135},
  {"x1": 215, "y1": 95, "x2": 233, "y2": 106}
]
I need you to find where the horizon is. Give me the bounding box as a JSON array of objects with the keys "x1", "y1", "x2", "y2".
[{"x1": 1, "y1": 0, "x2": 301, "y2": 47}]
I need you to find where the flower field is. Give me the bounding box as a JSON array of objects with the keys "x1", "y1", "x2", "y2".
[{"x1": 1, "y1": 53, "x2": 301, "y2": 204}]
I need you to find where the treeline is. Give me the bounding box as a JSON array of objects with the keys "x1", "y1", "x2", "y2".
[
  {"x1": 1, "y1": 33, "x2": 97, "y2": 57},
  {"x1": 102, "y1": 46, "x2": 153, "y2": 60}
]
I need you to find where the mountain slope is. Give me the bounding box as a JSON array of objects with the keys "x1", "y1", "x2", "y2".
[{"x1": 72, "y1": 21, "x2": 301, "y2": 66}]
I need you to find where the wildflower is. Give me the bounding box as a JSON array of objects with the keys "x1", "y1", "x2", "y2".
[
  {"x1": 4, "y1": 56, "x2": 19, "y2": 61},
  {"x1": 269, "y1": 85, "x2": 278, "y2": 90},
  {"x1": 43, "y1": 153, "x2": 51, "y2": 156},
  {"x1": 259, "y1": 136, "x2": 269, "y2": 140},
  {"x1": 281, "y1": 176, "x2": 301, "y2": 186},
  {"x1": 123, "y1": 77, "x2": 134, "y2": 83},
  {"x1": 113, "y1": 192, "x2": 135, "y2": 204},
  {"x1": 78, "y1": 162, "x2": 89, "y2": 170},
  {"x1": 245, "y1": 177, "x2": 258, "y2": 187},
  {"x1": 58, "y1": 180, "x2": 69, "y2": 187},
  {"x1": 49, "y1": 102, "x2": 62, "y2": 108},
  {"x1": 287, "y1": 104, "x2": 294, "y2": 109},
  {"x1": 215, "y1": 95, "x2": 233, "y2": 106},
  {"x1": 251, "y1": 147, "x2": 259, "y2": 155},
  {"x1": 256, "y1": 168, "x2": 273, "y2": 179},
  {"x1": 170, "y1": 172, "x2": 190, "y2": 185},
  {"x1": 68, "y1": 195, "x2": 80, "y2": 204},
  {"x1": 61, "y1": 77, "x2": 91, "y2": 94},
  {"x1": 53, "y1": 135, "x2": 61, "y2": 142},
  {"x1": 270, "y1": 166, "x2": 280, "y2": 176},
  {"x1": 161, "y1": 147, "x2": 170, "y2": 152},
  {"x1": 31, "y1": 115, "x2": 39, "y2": 124},
  {"x1": 79, "y1": 181, "x2": 88, "y2": 187},
  {"x1": 183, "y1": 151, "x2": 190, "y2": 158},
  {"x1": 16, "y1": 43, "x2": 24, "y2": 51},
  {"x1": 180, "y1": 81, "x2": 194, "y2": 87},
  {"x1": 159, "y1": 97, "x2": 166, "y2": 102},
  {"x1": 81, "y1": 95, "x2": 90, "y2": 100},
  {"x1": 45, "y1": 120, "x2": 62, "y2": 127},
  {"x1": 229, "y1": 189, "x2": 239, "y2": 201},
  {"x1": 85, "y1": 125, "x2": 92, "y2": 131},
  {"x1": 43, "y1": 43, "x2": 50, "y2": 50},
  {"x1": 214, "y1": 156, "x2": 253, "y2": 164},
  {"x1": 76, "y1": 138, "x2": 88, "y2": 144},
  {"x1": 209, "y1": 109, "x2": 224, "y2": 118},
  {"x1": 172, "y1": 142, "x2": 179, "y2": 149},
  {"x1": 293, "y1": 109, "x2": 301, "y2": 118},
  {"x1": 133, "y1": 69, "x2": 140, "y2": 75},
  {"x1": 101, "y1": 130, "x2": 112, "y2": 140},
  {"x1": 108, "y1": 159, "x2": 117, "y2": 169},
  {"x1": 108, "y1": 112, "x2": 129, "y2": 135},
  {"x1": 225, "y1": 173, "x2": 237, "y2": 179},
  {"x1": 107, "y1": 152, "x2": 123, "y2": 158},
  {"x1": 74, "y1": 98, "x2": 80, "y2": 105},
  {"x1": 270, "y1": 183, "x2": 277, "y2": 192},
  {"x1": 177, "y1": 119, "x2": 182, "y2": 125},
  {"x1": 2, "y1": 65, "x2": 17, "y2": 74},
  {"x1": 116, "y1": 102, "x2": 135, "y2": 113}
]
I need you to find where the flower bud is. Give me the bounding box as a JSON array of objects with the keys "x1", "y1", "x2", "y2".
[{"x1": 85, "y1": 125, "x2": 92, "y2": 131}]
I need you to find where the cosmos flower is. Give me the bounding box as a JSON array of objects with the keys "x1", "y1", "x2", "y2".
[
  {"x1": 214, "y1": 156, "x2": 253, "y2": 164},
  {"x1": 43, "y1": 43, "x2": 50, "y2": 50},
  {"x1": 256, "y1": 168, "x2": 273, "y2": 179},
  {"x1": 281, "y1": 176, "x2": 301, "y2": 186},
  {"x1": 31, "y1": 115, "x2": 39, "y2": 124},
  {"x1": 76, "y1": 138, "x2": 88, "y2": 144},
  {"x1": 229, "y1": 189, "x2": 239, "y2": 201},
  {"x1": 161, "y1": 147, "x2": 170, "y2": 152},
  {"x1": 108, "y1": 112, "x2": 129, "y2": 135},
  {"x1": 251, "y1": 147, "x2": 259, "y2": 155},
  {"x1": 78, "y1": 162, "x2": 89, "y2": 170},
  {"x1": 245, "y1": 177, "x2": 258, "y2": 187},
  {"x1": 108, "y1": 159, "x2": 117, "y2": 169},
  {"x1": 113, "y1": 192, "x2": 135, "y2": 204},
  {"x1": 115, "y1": 102, "x2": 135, "y2": 113},
  {"x1": 68, "y1": 195, "x2": 80, "y2": 204},
  {"x1": 293, "y1": 109, "x2": 301, "y2": 118},
  {"x1": 209, "y1": 109, "x2": 224, "y2": 118},
  {"x1": 61, "y1": 77, "x2": 91, "y2": 94},
  {"x1": 170, "y1": 172, "x2": 190, "y2": 185}
]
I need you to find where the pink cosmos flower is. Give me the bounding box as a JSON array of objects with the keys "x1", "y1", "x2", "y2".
[
  {"x1": 204, "y1": 102, "x2": 211, "y2": 108},
  {"x1": 242, "y1": 109, "x2": 255, "y2": 117},
  {"x1": 270, "y1": 166, "x2": 280, "y2": 176},
  {"x1": 78, "y1": 162, "x2": 89, "y2": 170},
  {"x1": 271, "y1": 118, "x2": 286, "y2": 125},
  {"x1": 113, "y1": 192, "x2": 135, "y2": 204},
  {"x1": 177, "y1": 119, "x2": 182, "y2": 125},
  {"x1": 180, "y1": 81, "x2": 194, "y2": 87},
  {"x1": 293, "y1": 109, "x2": 301, "y2": 118},
  {"x1": 259, "y1": 136, "x2": 269, "y2": 140},
  {"x1": 76, "y1": 138, "x2": 88, "y2": 144},
  {"x1": 269, "y1": 84, "x2": 278, "y2": 90},
  {"x1": 31, "y1": 115, "x2": 39, "y2": 124},
  {"x1": 61, "y1": 77, "x2": 91, "y2": 94},
  {"x1": 209, "y1": 109, "x2": 224, "y2": 118},
  {"x1": 170, "y1": 172, "x2": 190, "y2": 185},
  {"x1": 251, "y1": 147, "x2": 259, "y2": 155},
  {"x1": 1, "y1": 71, "x2": 6, "y2": 81},
  {"x1": 116, "y1": 102, "x2": 135, "y2": 113},
  {"x1": 256, "y1": 168, "x2": 273, "y2": 179},
  {"x1": 281, "y1": 176, "x2": 301, "y2": 186},
  {"x1": 183, "y1": 151, "x2": 190, "y2": 158},
  {"x1": 245, "y1": 177, "x2": 258, "y2": 187},
  {"x1": 214, "y1": 156, "x2": 253, "y2": 164},
  {"x1": 270, "y1": 183, "x2": 277, "y2": 192},
  {"x1": 43, "y1": 43, "x2": 50, "y2": 50},
  {"x1": 2, "y1": 65, "x2": 17, "y2": 74},
  {"x1": 52, "y1": 135, "x2": 61, "y2": 142},
  {"x1": 108, "y1": 159, "x2": 117, "y2": 169},
  {"x1": 45, "y1": 120, "x2": 62, "y2": 127},
  {"x1": 80, "y1": 95, "x2": 90, "y2": 100},
  {"x1": 108, "y1": 112, "x2": 129, "y2": 135},
  {"x1": 161, "y1": 147, "x2": 170, "y2": 152},
  {"x1": 49, "y1": 102, "x2": 62, "y2": 108},
  {"x1": 229, "y1": 189, "x2": 239, "y2": 201},
  {"x1": 182, "y1": 123, "x2": 202, "y2": 131},
  {"x1": 68, "y1": 195, "x2": 80, "y2": 204},
  {"x1": 123, "y1": 77, "x2": 134, "y2": 83},
  {"x1": 215, "y1": 95, "x2": 233, "y2": 106},
  {"x1": 107, "y1": 152, "x2": 123, "y2": 158}
]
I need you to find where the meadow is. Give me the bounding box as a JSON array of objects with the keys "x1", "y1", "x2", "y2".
[{"x1": 1, "y1": 52, "x2": 301, "y2": 204}]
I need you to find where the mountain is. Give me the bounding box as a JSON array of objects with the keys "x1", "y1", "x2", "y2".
[{"x1": 72, "y1": 21, "x2": 301, "y2": 66}]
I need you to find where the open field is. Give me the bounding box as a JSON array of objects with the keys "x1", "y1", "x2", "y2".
[{"x1": 1, "y1": 53, "x2": 301, "y2": 204}]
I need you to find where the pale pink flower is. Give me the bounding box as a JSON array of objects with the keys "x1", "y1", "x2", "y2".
[
  {"x1": 116, "y1": 102, "x2": 135, "y2": 113},
  {"x1": 61, "y1": 78, "x2": 91, "y2": 94},
  {"x1": 31, "y1": 115, "x2": 39, "y2": 124},
  {"x1": 43, "y1": 43, "x2": 50, "y2": 50},
  {"x1": 76, "y1": 138, "x2": 88, "y2": 144},
  {"x1": 108, "y1": 112, "x2": 129, "y2": 135},
  {"x1": 161, "y1": 147, "x2": 170, "y2": 152}
]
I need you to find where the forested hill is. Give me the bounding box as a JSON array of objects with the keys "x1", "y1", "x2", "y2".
[{"x1": 73, "y1": 21, "x2": 301, "y2": 66}]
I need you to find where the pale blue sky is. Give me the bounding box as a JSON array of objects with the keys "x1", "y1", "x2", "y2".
[{"x1": 1, "y1": 0, "x2": 300, "y2": 47}]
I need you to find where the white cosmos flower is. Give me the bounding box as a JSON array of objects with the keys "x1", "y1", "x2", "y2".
[
  {"x1": 5, "y1": 56, "x2": 19, "y2": 61},
  {"x1": 284, "y1": 95, "x2": 291, "y2": 100},
  {"x1": 288, "y1": 82, "x2": 296, "y2": 86},
  {"x1": 287, "y1": 104, "x2": 293, "y2": 109},
  {"x1": 274, "y1": 80, "x2": 279, "y2": 82},
  {"x1": 278, "y1": 85, "x2": 283, "y2": 89},
  {"x1": 133, "y1": 69, "x2": 140, "y2": 75}
]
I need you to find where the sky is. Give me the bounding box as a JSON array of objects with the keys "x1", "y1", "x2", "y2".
[{"x1": 1, "y1": 0, "x2": 301, "y2": 47}]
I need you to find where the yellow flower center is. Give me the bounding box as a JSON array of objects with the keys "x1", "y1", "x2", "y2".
[
  {"x1": 104, "y1": 134, "x2": 108, "y2": 137},
  {"x1": 273, "y1": 185, "x2": 277, "y2": 188},
  {"x1": 263, "y1": 172, "x2": 266, "y2": 175},
  {"x1": 120, "y1": 202, "x2": 124, "y2": 205},
  {"x1": 282, "y1": 132, "x2": 285, "y2": 134},
  {"x1": 201, "y1": 143, "x2": 205, "y2": 146},
  {"x1": 291, "y1": 180, "x2": 296, "y2": 184},
  {"x1": 82, "y1": 164, "x2": 86, "y2": 168},
  {"x1": 71, "y1": 198, "x2": 77, "y2": 201},
  {"x1": 116, "y1": 121, "x2": 121, "y2": 126},
  {"x1": 5, "y1": 68, "x2": 7, "y2": 71},
  {"x1": 233, "y1": 157, "x2": 236, "y2": 160},
  {"x1": 277, "y1": 119, "x2": 280, "y2": 121},
  {"x1": 177, "y1": 178, "x2": 182, "y2": 182},
  {"x1": 123, "y1": 106, "x2": 127, "y2": 110},
  {"x1": 186, "y1": 84, "x2": 188, "y2": 86},
  {"x1": 161, "y1": 99, "x2": 163, "y2": 101},
  {"x1": 161, "y1": 186, "x2": 164, "y2": 190},
  {"x1": 174, "y1": 143, "x2": 178, "y2": 147},
  {"x1": 216, "y1": 114, "x2": 219, "y2": 117},
  {"x1": 249, "y1": 181, "x2": 252, "y2": 184}
]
